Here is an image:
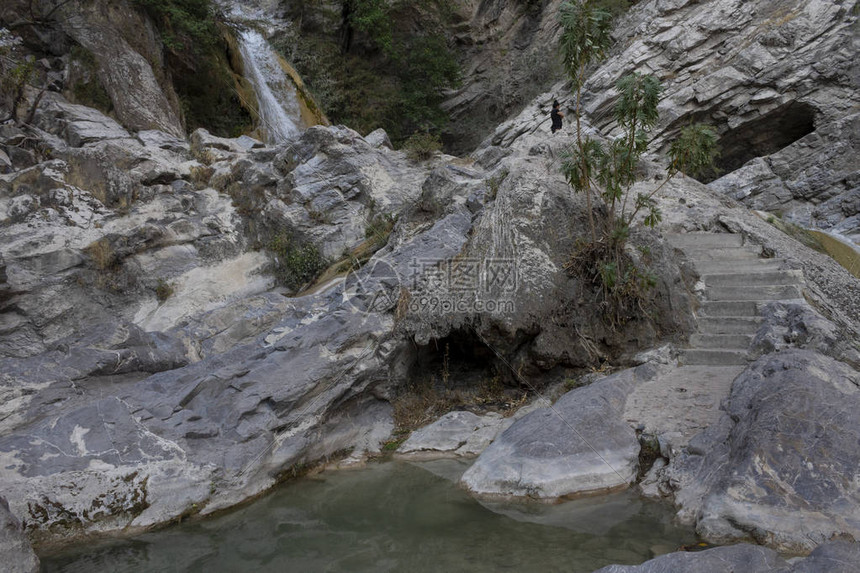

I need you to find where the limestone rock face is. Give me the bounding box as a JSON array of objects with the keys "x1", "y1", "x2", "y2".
[
  {"x1": 581, "y1": 0, "x2": 860, "y2": 242},
  {"x1": 459, "y1": 366, "x2": 657, "y2": 498},
  {"x1": 667, "y1": 349, "x2": 860, "y2": 553},
  {"x1": 439, "y1": 0, "x2": 568, "y2": 153},
  {"x1": 0, "y1": 0, "x2": 184, "y2": 137},
  {"x1": 0, "y1": 96, "x2": 466, "y2": 543},
  {"x1": 0, "y1": 497, "x2": 39, "y2": 573},
  {"x1": 397, "y1": 411, "x2": 514, "y2": 458}
]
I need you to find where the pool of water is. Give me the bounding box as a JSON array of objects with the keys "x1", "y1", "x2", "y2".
[{"x1": 41, "y1": 460, "x2": 697, "y2": 573}]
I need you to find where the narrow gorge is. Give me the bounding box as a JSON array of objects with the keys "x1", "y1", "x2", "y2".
[{"x1": 1, "y1": 0, "x2": 859, "y2": 571}]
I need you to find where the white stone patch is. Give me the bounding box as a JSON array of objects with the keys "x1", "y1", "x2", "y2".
[
  {"x1": 134, "y1": 252, "x2": 273, "y2": 332},
  {"x1": 70, "y1": 425, "x2": 91, "y2": 456}
]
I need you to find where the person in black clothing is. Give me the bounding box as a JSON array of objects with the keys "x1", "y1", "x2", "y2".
[{"x1": 551, "y1": 100, "x2": 564, "y2": 133}]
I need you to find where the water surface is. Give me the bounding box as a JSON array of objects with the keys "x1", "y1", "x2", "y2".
[{"x1": 42, "y1": 460, "x2": 696, "y2": 572}]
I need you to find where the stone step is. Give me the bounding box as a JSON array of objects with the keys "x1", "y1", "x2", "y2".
[
  {"x1": 694, "y1": 259, "x2": 785, "y2": 274},
  {"x1": 706, "y1": 284, "x2": 804, "y2": 301},
  {"x1": 698, "y1": 317, "x2": 762, "y2": 334},
  {"x1": 682, "y1": 247, "x2": 763, "y2": 261},
  {"x1": 682, "y1": 349, "x2": 749, "y2": 366},
  {"x1": 697, "y1": 301, "x2": 759, "y2": 317},
  {"x1": 701, "y1": 270, "x2": 804, "y2": 287},
  {"x1": 666, "y1": 233, "x2": 744, "y2": 249},
  {"x1": 690, "y1": 333, "x2": 754, "y2": 349}
]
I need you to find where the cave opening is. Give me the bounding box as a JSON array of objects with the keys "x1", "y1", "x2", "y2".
[
  {"x1": 396, "y1": 329, "x2": 532, "y2": 429},
  {"x1": 696, "y1": 100, "x2": 817, "y2": 184}
]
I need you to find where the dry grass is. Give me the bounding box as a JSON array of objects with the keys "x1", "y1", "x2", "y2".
[
  {"x1": 763, "y1": 214, "x2": 860, "y2": 279},
  {"x1": 85, "y1": 238, "x2": 115, "y2": 270},
  {"x1": 391, "y1": 376, "x2": 528, "y2": 433},
  {"x1": 808, "y1": 230, "x2": 860, "y2": 279},
  {"x1": 189, "y1": 164, "x2": 214, "y2": 187},
  {"x1": 191, "y1": 146, "x2": 217, "y2": 166}
]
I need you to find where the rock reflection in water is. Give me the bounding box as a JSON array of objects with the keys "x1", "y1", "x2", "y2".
[{"x1": 42, "y1": 461, "x2": 696, "y2": 573}]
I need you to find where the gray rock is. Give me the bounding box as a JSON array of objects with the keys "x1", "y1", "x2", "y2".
[
  {"x1": 398, "y1": 410, "x2": 513, "y2": 458},
  {"x1": 460, "y1": 366, "x2": 657, "y2": 498},
  {"x1": 56, "y1": 0, "x2": 184, "y2": 136},
  {"x1": 592, "y1": 543, "x2": 787, "y2": 573},
  {"x1": 0, "y1": 497, "x2": 39, "y2": 573},
  {"x1": 0, "y1": 148, "x2": 12, "y2": 174},
  {"x1": 668, "y1": 349, "x2": 860, "y2": 553},
  {"x1": 752, "y1": 301, "x2": 860, "y2": 368},
  {"x1": 579, "y1": 0, "x2": 859, "y2": 242},
  {"x1": 593, "y1": 540, "x2": 860, "y2": 573},
  {"x1": 786, "y1": 541, "x2": 860, "y2": 573},
  {"x1": 364, "y1": 128, "x2": 392, "y2": 150},
  {"x1": 191, "y1": 128, "x2": 252, "y2": 154},
  {"x1": 136, "y1": 130, "x2": 190, "y2": 154}
]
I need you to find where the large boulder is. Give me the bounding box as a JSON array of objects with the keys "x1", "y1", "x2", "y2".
[
  {"x1": 460, "y1": 365, "x2": 656, "y2": 498},
  {"x1": 668, "y1": 349, "x2": 860, "y2": 553}
]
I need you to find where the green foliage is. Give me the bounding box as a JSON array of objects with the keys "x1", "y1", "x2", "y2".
[
  {"x1": 155, "y1": 278, "x2": 174, "y2": 302},
  {"x1": 0, "y1": 54, "x2": 35, "y2": 119},
  {"x1": 273, "y1": 2, "x2": 460, "y2": 144},
  {"x1": 402, "y1": 131, "x2": 442, "y2": 161},
  {"x1": 395, "y1": 34, "x2": 461, "y2": 137},
  {"x1": 134, "y1": 0, "x2": 252, "y2": 136},
  {"x1": 268, "y1": 233, "x2": 330, "y2": 292},
  {"x1": 559, "y1": 1, "x2": 717, "y2": 327},
  {"x1": 668, "y1": 123, "x2": 720, "y2": 178},
  {"x1": 559, "y1": 1, "x2": 613, "y2": 86},
  {"x1": 349, "y1": 0, "x2": 394, "y2": 54},
  {"x1": 132, "y1": 0, "x2": 217, "y2": 55}
]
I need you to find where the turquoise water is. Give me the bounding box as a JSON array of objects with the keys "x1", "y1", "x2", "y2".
[{"x1": 41, "y1": 460, "x2": 696, "y2": 573}]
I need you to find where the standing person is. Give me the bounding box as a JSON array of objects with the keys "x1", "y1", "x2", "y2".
[{"x1": 551, "y1": 100, "x2": 564, "y2": 134}]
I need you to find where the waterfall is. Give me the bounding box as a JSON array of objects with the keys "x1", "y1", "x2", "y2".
[{"x1": 237, "y1": 28, "x2": 305, "y2": 144}]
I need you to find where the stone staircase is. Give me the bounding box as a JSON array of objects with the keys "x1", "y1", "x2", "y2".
[{"x1": 666, "y1": 233, "x2": 805, "y2": 366}]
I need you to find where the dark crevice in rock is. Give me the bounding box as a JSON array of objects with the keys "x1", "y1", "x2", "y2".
[
  {"x1": 406, "y1": 329, "x2": 503, "y2": 390},
  {"x1": 698, "y1": 101, "x2": 817, "y2": 184}
]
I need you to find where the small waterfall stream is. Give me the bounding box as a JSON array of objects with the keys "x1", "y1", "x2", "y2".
[{"x1": 236, "y1": 28, "x2": 305, "y2": 143}]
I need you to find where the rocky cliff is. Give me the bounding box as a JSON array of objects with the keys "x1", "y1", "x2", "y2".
[{"x1": 1, "y1": 0, "x2": 860, "y2": 569}]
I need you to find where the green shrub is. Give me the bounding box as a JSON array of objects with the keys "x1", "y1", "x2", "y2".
[
  {"x1": 132, "y1": 0, "x2": 218, "y2": 54},
  {"x1": 559, "y1": 1, "x2": 717, "y2": 326},
  {"x1": 155, "y1": 278, "x2": 175, "y2": 302},
  {"x1": 273, "y1": 2, "x2": 460, "y2": 145},
  {"x1": 268, "y1": 233, "x2": 329, "y2": 292},
  {"x1": 402, "y1": 132, "x2": 442, "y2": 161}
]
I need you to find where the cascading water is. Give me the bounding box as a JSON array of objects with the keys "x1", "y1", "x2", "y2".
[{"x1": 236, "y1": 28, "x2": 305, "y2": 143}]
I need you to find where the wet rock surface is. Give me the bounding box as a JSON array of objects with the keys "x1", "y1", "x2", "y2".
[{"x1": 593, "y1": 540, "x2": 860, "y2": 573}]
